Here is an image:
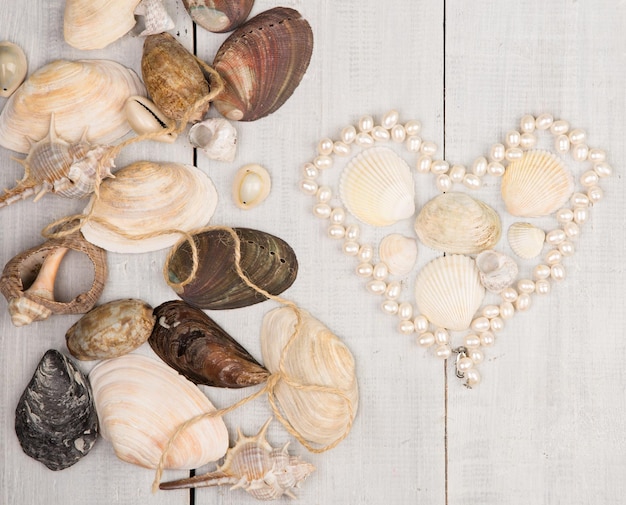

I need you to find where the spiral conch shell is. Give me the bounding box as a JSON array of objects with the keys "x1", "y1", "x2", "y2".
[
  {"x1": 89, "y1": 353, "x2": 229, "y2": 469},
  {"x1": 475, "y1": 250, "x2": 518, "y2": 293},
  {"x1": 260, "y1": 307, "x2": 358, "y2": 448}
]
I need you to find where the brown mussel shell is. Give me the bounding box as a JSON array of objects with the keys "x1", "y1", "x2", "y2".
[
  {"x1": 150, "y1": 300, "x2": 269, "y2": 388},
  {"x1": 212, "y1": 7, "x2": 313, "y2": 121},
  {"x1": 142, "y1": 33, "x2": 210, "y2": 122},
  {"x1": 182, "y1": 0, "x2": 255, "y2": 33},
  {"x1": 166, "y1": 227, "x2": 298, "y2": 310}
]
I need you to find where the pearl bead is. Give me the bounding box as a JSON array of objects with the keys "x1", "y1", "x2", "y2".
[
  {"x1": 501, "y1": 287, "x2": 518, "y2": 302},
  {"x1": 480, "y1": 331, "x2": 496, "y2": 347},
  {"x1": 391, "y1": 124, "x2": 406, "y2": 143},
  {"x1": 420, "y1": 141, "x2": 438, "y2": 156},
  {"x1": 471, "y1": 157, "x2": 488, "y2": 177},
  {"x1": 593, "y1": 161, "x2": 612, "y2": 179},
  {"x1": 417, "y1": 332, "x2": 435, "y2": 347},
  {"x1": 550, "y1": 263, "x2": 566, "y2": 281},
  {"x1": 356, "y1": 262, "x2": 373, "y2": 278},
  {"x1": 515, "y1": 293, "x2": 531, "y2": 311},
  {"x1": 406, "y1": 135, "x2": 422, "y2": 153},
  {"x1": 563, "y1": 221, "x2": 580, "y2": 240},
  {"x1": 545, "y1": 249, "x2": 562, "y2": 265},
  {"x1": 416, "y1": 155, "x2": 432, "y2": 174},
  {"x1": 465, "y1": 369, "x2": 481, "y2": 387},
  {"x1": 414, "y1": 315, "x2": 430, "y2": 333},
  {"x1": 385, "y1": 281, "x2": 401, "y2": 299},
  {"x1": 381, "y1": 300, "x2": 399, "y2": 315},
  {"x1": 556, "y1": 208, "x2": 574, "y2": 223},
  {"x1": 517, "y1": 278, "x2": 535, "y2": 294},
  {"x1": 449, "y1": 164, "x2": 466, "y2": 183},
  {"x1": 330, "y1": 207, "x2": 346, "y2": 224},
  {"x1": 431, "y1": 159, "x2": 450, "y2": 175},
  {"x1": 358, "y1": 244, "x2": 374, "y2": 262},
  {"x1": 372, "y1": 262, "x2": 389, "y2": 281},
  {"x1": 482, "y1": 305, "x2": 500, "y2": 319},
  {"x1": 499, "y1": 302, "x2": 515, "y2": 319},
  {"x1": 358, "y1": 115, "x2": 374, "y2": 132},
  {"x1": 398, "y1": 320, "x2": 415, "y2": 334},
  {"x1": 302, "y1": 162, "x2": 318, "y2": 179},
  {"x1": 505, "y1": 130, "x2": 521, "y2": 147},
  {"x1": 471, "y1": 316, "x2": 490, "y2": 332},
  {"x1": 588, "y1": 149, "x2": 607, "y2": 163},
  {"x1": 571, "y1": 143, "x2": 589, "y2": 162},
  {"x1": 333, "y1": 141, "x2": 350, "y2": 156},
  {"x1": 464, "y1": 334, "x2": 481, "y2": 348},
  {"x1": 436, "y1": 174, "x2": 452, "y2": 192},
  {"x1": 533, "y1": 264, "x2": 551, "y2": 280},
  {"x1": 519, "y1": 133, "x2": 537, "y2": 149},
  {"x1": 546, "y1": 229, "x2": 566, "y2": 245},
  {"x1": 555, "y1": 134, "x2": 570, "y2": 154},
  {"x1": 573, "y1": 207, "x2": 588, "y2": 225},
  {"x1": 366, "y1": 280, "x2": 387, "y2": 295},
  {"x1": 520, "y1": 114, "x2": 536, "y2": 133},
  {"x1": 568, "y1": 128, "x2": 586, "y2": 144},
  {"x1": 463, "y1": 173, "x2": 482, "y2": 190},
  {"x1": 505, "y1": 147, "x2": 523, "y2": 161},
  {"x1": 327, "y1": 224, "x2": 345, "y2": 239},
  {"x1": 457, "y1": 356, "x2": 474, "y2": 373},
  {"x1": 317, "y1": 137, "x2": 333, "y2": 155},
  {"x1": 342, "y1": 241, "x2": 360, "y2": 256},
  {"x1": 487, "y1": 162, "x2": 505, "y2": 177},
  {"x1": 489, "y1": 143, "x2": 505, "y2": 162},
  {"x1": 355, "y1": 132, "x2": 374, "y2": 147},
  {"x1": 535, "y1": 279, "x2": 551, "y2": 295},
  {"x1": 372, "y1": 125, "x2": 390, "y2": 142},
  {"x1": 580, "y1": 170, "x2": 599, "y2": 187},
  {"x1": 313, "y1": 155, "x2": 333, "y2": 170},
  {"x1": 300, "y1": 179, "x2": 318, "y2": 195},
  {"x1": 587, "y1": 186, "x2": 604, "y2": 204},
  {"x1": 398, "y1": 302, "x2": 413, "y2": 320},
  {"x1": 558, "y1": 241, "x2": 574, "y2": 256},
  {"x1": 316, "y1": 186, "x2": 332, "y2": 203},
  {"x1": 340, "y1": 125, "x2": 357, "y2": 144},
  {"x1": 571, "y1": 192, "x2": 590, "y2": 207},
  {"x1": 404, "y1": 120, "x2": 422, "y2": 136},
  {"x1": 381, "y1": 109, "x2": 400, "y2": 129},
  {"x1": 550, "y1": 119, "x2": 569, "y2": 135},
  {"x1": 490, "y1": 317, "x2": 504, "y2": 332},
  {"x1": 469, "y1": 349, "x2": 484, "y2": 365},
  {"x1": 434, "y1": 327, "x2": 450, "y2": 345},
  {"x1": 535, "y1": 113, "x2": 554, "y2": 130},
  {"x1": 313, "y1": 203, "x2": 331, "y2": 219},
  {"x1": 345, "y1": 224, "x2": 360, "y2": 241},
  {"x1": 435, "y1": 344, "x2": 452, "y2": 360}
]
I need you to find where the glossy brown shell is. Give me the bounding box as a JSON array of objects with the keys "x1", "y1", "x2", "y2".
[
  {"x1": 166, "y1": 227, "x2": 298, "y2": 310},
  {"x1": 149, "y1": 300, "x2": 269, "y2": 388},
  {"x1": 212, "y1": 7, "x2": 313, "y2": 121},
  {"x1": 182, "y1": 0, "x2": 254, "y2": 33}
]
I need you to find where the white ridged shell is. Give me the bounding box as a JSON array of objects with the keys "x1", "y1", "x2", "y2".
[
  {"x1": 507, "y1": 222, "x2": 546, "y2": 259},
  {"x1": 414, "y1": 254, "x2": 485, "y2": 331},
  {"x1": 0, "y1": 41, "x2": 27, "y2": 98},
  {"x1": 81, "y1": 161, "x2": 218, "y2": 253},
  {"x1": 232, "y1": 164, "x2": 271, "y2": 210},
  {"x1": 89, "y1": 353, "x2": 228, "y2": 469},
  {"x1": 475, "y1": 250, "x2": 519, "y2": 293},
  {"x1": 501, "y1": 150, "x2": 574, "y2": 217},
  {"x1": 415, "y1": 192, "x2": 501, "y2": 254},
  {"x1": 339, "y1": 146, "x2": 415, "y2": 226},
  {"x1": 378, "y1": 234, "x2": 418, "y2": 276}
]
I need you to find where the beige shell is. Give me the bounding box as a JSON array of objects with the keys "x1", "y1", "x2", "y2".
[
  {"x1": 134, "y1": 0, "x2": 175, "y2": 37},
  {"x1": 414, "y1": 254, "x2": 485, "y2": 331},
  {"x1": 0, "y1": 41, "x2": 27, "y2": 98},
  {"x1": 80, "y1": 161, "x2": 218, "y2": 253},
  {"x1": 340, "y1": 146, "x2": 415, "y2": 227},
  {"x1": 0, "y1": 59, "x2": 145, "y2": 154},
  {"x1": 475, "y1": 250, "x2": 519, "y2": 293},
  {"x1": 507, "y1": 222, "x2": 546, "y2": 259},
  {"x1": 378, "y1": 234, "x2": 418, "y2": 276},
  {"x1": 501, "y1": 150, "x2": 574, "y2": 217},
  {"x1": 232, "y1": 164, "x2": 271, "y2": 210},
  {"x1": 189, "y1": 118, "x2": 238, "y2": 161},
  {"x1": 124, "y1": 95, "x2": 177, "y2": 143},
  {"x1": 260, "y1": 307, "x2": 358, "y2": 448},
  {"x1": 89, "y1": 353, "x2": 228, "y2": 469},
  {"x1": 415, "y1": 192, "x2": 501, "y2": 254}
]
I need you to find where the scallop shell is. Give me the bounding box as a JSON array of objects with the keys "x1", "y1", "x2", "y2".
[
  {"x1": 507, "y1": 222, "x2": 546, "y2": 259},
  {"x1": 189, "y1": 118, "x2": 238, "y2": 161},
  {"x1": 15, "y1": 350, "x2": 98, "y2": 471},
  {"x1": 232, "y1": 163, "x2": 271, "y2": 209},
  {"x1": 475, "y1": 250, "x2": 519, "y2": 293},
  {"x1": 125, "y1": 95, "x2": 177, "y2": 143},
  {"x1": 378, "y1": 234, "x2": 418, "y2": 276},
  {"x1": 212, "y1": 7, "x2": 313, "y2": 121},
  {"x1": 0, "y1": 59, "x2": 146, "y2": 154},
  {"x1": 149, "y1": 300, "x2": 269, "y2": 388},
  {"x1": 182, "y1": 0, "x2": 255, "y2": 33},
  {"x1": 501, "y1": 150, "x2": 574, "y2": 217},
  {"x1": 80, "y1": 161, "x2": 218, "y2": 254},
  {"x1": 339, "y1": 146, "x2": 415, "y2": 227},
  {"x1": 166, "y1": 227, "x2": 298, "y2": 310},
  {"x1": 89, "y1": 353, "x2": 229, "y2": 469},
  {"x1": 66, "y1": 299, "x2": 156, "y2": 360},
  {"x1": 414, "y1": 254, "x2": 485, "y2": 331},
  {"x1": 415, "y1": 192, "x2": 501, "y2": 254},
  {"x1": 0, "y1": 41, "x2": 27, "y2": 98},
  {"x1": 260, "y1": 307, "x2": 358, "y2": 448}
]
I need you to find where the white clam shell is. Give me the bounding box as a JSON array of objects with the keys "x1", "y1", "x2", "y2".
[
  {"x1": 339, "y1": 146, "x2": 415, "y2": 226},
  {"x1": 124, "y1": 95, "x2": 177, "y2": 143},
  {"x1": 415, "y1": 192, "x2": 501, "y2": 254},
  {"x1": 475, "y1": 250, "x2": 519, "y2": 293},
  {"x1": 232, "y1": 164, "x2": 271, "y2": 210},
  {"x1": 414, "y1": 254, "x2": 485, "y2": 331},
  {"x1": 507, "y1": 222, "x2": 546, "y2": 259},
  {"x1": 89, "y1": 353, "x2": 228, "y2": 469},
  {"x1": 260, "y1": 307, "x2": 358, "y2": 447},
  {"x1": 0, "y1": 41, "x2": 27, "y2": 98},
  {"x1": 501, "y1": 150, "x2": 574, "y2": 217},
  {"x1": 0, "y1": 59, "x2": 146, "y2": 153},
  {"x1": 189, "y1": 118, "x2": 238, "y2": 162},
  {"x1": 378, "y1": 234, "x2": 418, "y2": 276},
  {"x1": 81, "y1": 161, "x2": 218, "y2": 253}
]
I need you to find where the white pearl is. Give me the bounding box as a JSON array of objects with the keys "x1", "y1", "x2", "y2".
[
  {"x1": 546, "y1": 229, "x2": 566, "y2": 245},
  {"x1": 501, "y1": 287, "x2": 518, "y2": 302},
  {"x1": 505, "y1": 130, "x2": 521, "y2": 147},
  {"x1": 517, "y1": 278, "x2": 535, "y2": 294},
  {"x1": 434, "y1": 327, "x2": 450, "y2": 345},
  {"x1": 385, "y1": 281, "x2": 401, "y2": 300},
  {"x1": 404, "y1": 120, "x2": 421, "y2": 136},
  {"x1": 535, "y1": 113, "x2": 554, "y2": 130},
  {"x1": 520, "y1": 114, "x2": 536, "y2": 133},
  {"x1": 449, "y1": 164, "x2": 466, "y2": 183},
  {"x1": 333, "y1": 141, "x2": 350, "y2": 156},
  {"x1": 571, "y1": 143, "x2": 589, "y2": 162},
  {"x1": 355, "y1": 132, "x2": 374, "y2": 147},
  {"x1": 357, "y1": 245, "x2": 373, "y2": 263},
  {"x1": 556, "y1": 208, "x2": 574, "y2": 223},
  {"x1": 317, "y1": 137, "x2": 333, "y2": 155},
  {"x1": 550, "y1": 119, "x2": 570, "y2": 135},
  {"x1": 463, "y1": 173, "x2": 482, "y2": 190},
  {"x1": 573, "y1": 207, "x2": 588, "y2": 225},
  {"x1": 345, "y1": 224, "x2": 360, "y2": 241},
  {"x1": 313, "y1": 155, "x2": 332, "y2": 170},
  {"x1": 313, "y1": 203, "x2": 331, "y2": 219},
  {"x1": 588, "y1": 149, "x2": 607, "y2": 163},
  {"x1": 588, "y1": 186, "x2": 604, "y2": 204},
  {"x1": 457, "y1": 356, "x2": 474, "y2": 373},
  {"x1": 406, "y1": 135, "x2": 422, "y2": 153},
  {"x1": 398, "y1": 302, "x2": 414, "y2": 320},
  {"x1": 505, "y1": 147, "x2": 523, "y2": 161},
  {"x1": 490, "y1": 317, "x2": 504, "y2": 332},
  {"x1": 480, "y1": 331, "x2": 496, "y2": 347},
  {"x1": 358, "y1": 115, "x2": 374, "y2": 132},
  {"x1": 558, "y1": 241, "x2": 574, "y2": 256},
  {"x1": 463, "y1": 334, "x2": 481, "y2": 348},
  {"x1": 563, "y1": 221, "x2": 580, "y2": 240},
  {"x1": 342, "y1": 241, "x2": 360, "y2": 256},
  {"x1": 391, "y1": 124, "x2": 406, "y2": 143},
  {"x1": 416, "y1": 155, "x2": 432, "y2": 174},
  {"x1": 482, "y1": 305, "x2": 500, "y2": 319},
  {"x1": 571, "y1": 192, "x2": 590, "y2": 207},
  {"x1": 372, "y1": 125, "x2": 390, "y2": 142},
  {"x1": 519, "y1": 133, "x2": 537, "y2": 149},
  {"x1": 555, "y1": 134, "x2": 570, "y2": 154},
  {"x1": 366, "y1": 280, "x2": 387, "y2": 295},
  {"x1": 302, "y1": 162, "x2": 318, "y2": 179},
  {"x1": 471, "y1": 316, "x2": 490, "y2": 332},
  {"x1": 431, "y1": 159, "x2": 450, "y2": 175},
  {"x1": 417, "y1": 332, "x2": 435, "y2": 347},
  {"x1": 515, "y1": 293, "x2": 531, "y2": 311},
  {"x1": 300, "y1": 179, "x2": 318, "y2": 195},
  {"x1": 381, "y1": 109, "x2": 400, "y2": 129},
  {"x1": 373, "y1": 262, "x2": 389, "y2": 281},
  {"x1": 469, "y1": 349, "x2": 484, "y2": 365},
  {"x1": 580, "y1": 170, "x2": 599, "y2": 187},
  {"x1": 465, "y1": 369, "x2": 481, "y2": 387},
  {"x1": 436, "y1": 174, "x2": 453, "y2": 192},
  {"x1": 340, "y1": 125, "x2": 357, "y2": 144},
  {"x1": 545, "y1": 249, "x2": 562, "y2": 265},
  {"x1": 356, "y1": 262, "x2": 373, "y2": 277},
  {"x1": 328, "y1": 224, "x2": 345, "y2": 239},
  {"x1": 489, "y1": 143, "x2": 505, "y2": 161},
  {"x1": 593, "y1": 161, "x2": 612, "y2": 180},
  {"x1": 330, "y1": 207, "x2": 346, "y2": 225},
  {"x1": 472, "y1": 156, "x2": 488, "y2": 176},
  {"x1": 535, "y1": 279, "x2": 551, "y2": 295},
  {"x1": 568, "y1": 128, "x2": 586, "y2": 144},
  {"x1": 414, "y1": 315, "x2": 430, "y2": 333},
  {"x1": 499, "y1": 302, "x2": 515, "y2": 320},
  {"x1": 317, "y1": 186, "x2": 332, "y2": 202},
  {"x1": 533, "y1": 264, "x2": 551, "y2": 280},
  {"x1": 435, "y1": 344, "x2": 452, "y2": 360},
  {"x1": 398, "y1": 320, "x2": 415, "y2": 334},
  {"x1": 550, "y1": 263, "x2": 566, "y2": 281},
  {"x1": 487, "y1": 162, "x2": 505, "y2": 177},
  {"x1": 420, "y1": 141, "x2": 438, "y2": 156},
  {"x1": 382, "y1": 299, "x2": 399, "y2": 315}
]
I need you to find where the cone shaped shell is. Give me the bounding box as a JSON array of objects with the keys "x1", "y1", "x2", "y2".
[
  {"x1": 182, "y1": 0, "x2": 255, "y2": 33},
  {"x1": 0, "y1": 41, "x2": 27, "y2": 98},
  {"x1": 260, "y1": 307, "x2": 358, "y2": 447},
  {"x1": 414, "y1": 254, "x2": 485, "y2": 331},
  {"x1": 378, "y1": 234, "x2": 418, "y2": 276},
  {"x1": 501, "y1": 150, "x2": 574, "y2": 217},
  {"x1": 89, "y1": 353, "x2": 229, "y2": 469},
  {"x1": 415, "y1": 192, "x2": 501, "y2": 254},
  {"x1": 80, "y1": 162, "x2": 218, "y2": 253},
  {"x1": 0, "y1": 59, "x2": 145, "y2": 154},
  {"x1": 212, "y1": 7, "x2": 313, "y2": 121},
  {"x1": 340, "y1": 146, "x2": 415, "y2": 227},
  {"x1": 166, "y1": 227, "x2": 298, "y2": 309},
  {"x1": 507, "y1": 222, "x2": 546, "y2": 259}
]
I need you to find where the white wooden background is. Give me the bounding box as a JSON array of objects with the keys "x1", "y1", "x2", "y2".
[{"x1": 1, "y1": 0, "x2": 625, "y2": 504}]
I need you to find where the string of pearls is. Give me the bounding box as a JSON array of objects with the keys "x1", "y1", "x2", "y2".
[{"x1": 299, "y1": 110, "x2": 611, "y2": 387}]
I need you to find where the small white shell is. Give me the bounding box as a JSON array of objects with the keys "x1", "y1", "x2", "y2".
[
  {"x1": 134, "y1": 0, "x2": 174, "y2": 36},
  {"x1": 501, "y1": 150, "x2": 574, "y2": 217},
  {"x1": 475, "y1": 250, "x2": 519, "y2": 293},
  {"x1": 339, "y1": 146, "x2": 415, "y2": 226},
  {"x1": 189, "y1": 118, "x2": 238, "y2": 162},
  {"x1": 0, "y1": 41, "x2": 27, "y2": 98},
  {"x1": 378, "y1": 234, "x2": 418, "y2": 276},
  {"x1": 414, "y1": 254, "x2": 485, "y2": 331},
  {"x1": 124, "y1": 95, "x2": 176, "y2": 143},
  {"x1": 507, "y1": 222, "x2": 546, "y2": 259},
  {"x1": 232, "y1": 164, "x2": 271, "y2": 210}
]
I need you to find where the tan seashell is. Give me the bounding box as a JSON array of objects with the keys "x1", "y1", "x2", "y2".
[
  {"x1": 0, "y1": 41, "x2": 27, "y2": 98},
  {"x1": 89, "y1": 353, "x2": 229, "y2": 469},
  {"x1": 80, "y1": 161, "x2": 218, "y2": 253},
  {"x1": 260, "y1": 307, "x2": 358, "y2": 448},
  {"x1": 475, "y1": 250, "x2": 519, "y2": 293},
  {"x1": 415, "y1": 192, "x2": 501, "y2": 254},
  {"x1": 378, "y1": 234, "x2": 418, "y2": 276},
  {"x1": 189, "y1": 118, "x2": 237, "y2": 161},
  {"x1": 0, "y1": 59, "x2": 145, "y2": 154},
  {"x1": 182, "y1": 0, "x2": 255, "y2": 33},
  {"x1": 501, "y1": 150, "x2": 574, "y2": 217},
  {"x1": 124, "y1": 95, "x2": 177, "y2": 143},
  {"x1": 340, "y1": 146, "x2": 415, "y2": 227},
  {"x1": 507, "y1": 222, "x2": 546, "y2": 259},
  {"x1": 232, "y1": 164, "x2": 271, "y2": 210},
  {"x1": 414, "y1": 254, "x2": 485, "y2": 331}
]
